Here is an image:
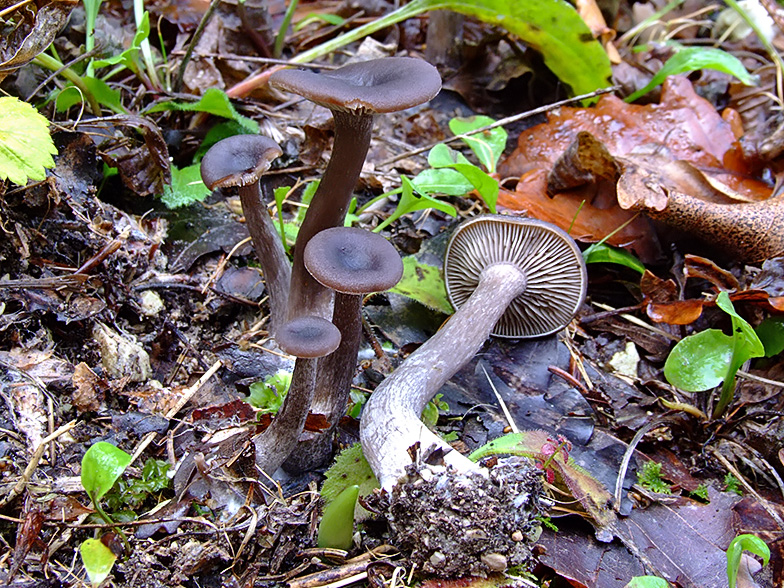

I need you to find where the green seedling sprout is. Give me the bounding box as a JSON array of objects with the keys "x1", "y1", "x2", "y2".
[
  {"x1": 274, "y1": 0, "x2": 299, "y2": 58},
  {"x1": 636, "y1": 461, "x2": 672, "y2": 494},
  {"x1": 80, "y1": 442, "x2": 132, "y2": 585},
  {"x1": 664, "y1": 291, "x2": 765, "y2": 418},
  {"x1": 726, "y1": 534, "x2": 769, "y2": 588},
  {"x1": 317, "y1": 484, "x2": 359, "y2": 550}
]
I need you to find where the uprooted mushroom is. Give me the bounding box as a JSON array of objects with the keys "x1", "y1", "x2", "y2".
[{"x1": 360, "y1": 214, "x2": 587, "y2": 576}]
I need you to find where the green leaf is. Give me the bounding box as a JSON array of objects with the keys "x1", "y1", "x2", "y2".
[
  {"x1": 147, "y1": 88, "x2": 259, "y2": 133},
  {"x1": 448, "y1": 115, "x2": 507, "y2": 173},
  {"x1": 389, "y1": 255, "x2": 453, "y2": 314},
  {"x1": 715, "y1": 290, "x2": 765, "y2": 383},
  {"x1": 322, "y1": 443, "x2": 379, "y2": 521},
  {"x1": 247, "y1": 370, "x2": 291, "y2": 414},
  {"x1": 160, "y1": 163, "x2": 210, "y2": 208},
  {"x1": 727, "y1": 534, "x2": 770, "y2": 588},
  {"x1": 374, "y1": 176, "x2": 457, "y2": 232},
  {"x1": 293, "y1": 0, "x2": 612, "y2": 97},
  {"x1": 411, "y1": 167, "x2": 474, "y2": 196},
  {"x1": 55, "y1": 77, "x2": 124, "y2": 113},
  {"x1": 664, "y1": 329, "x2": 734, "y2": 391},
  {"x1": 755, "y1": 317, "x2": 784, "y2": 357},
  {"x1": 293, "y1": 12, "x2": 346, "y2": 31},
  {"x1": 81, "y1": 442, "x2": 132, "y2": 504},
  {"x1": 0, "y1": 96, "x2": 58, "y2": 186},
  {"x1": 80, "y1": 538, "x2": 118, "y2": 587},
  {"x1": 427, "y1": 144, "x2": 498, "y2": 212},
  {"x1": 624, "y1": 577, "x2": 670, "y2": 588},
  {"x1": 583, "y1": 243, "x2": 646, "y2": 274},
  {"x1": 93, "y1": 11, "x2": 150, "y2": 70},
  {"x1": 317, "y1": 484, "x2": 359, "y2": 550},
  {"x1": 626, "y1": 46, "x2": 756, "y2": 102}
]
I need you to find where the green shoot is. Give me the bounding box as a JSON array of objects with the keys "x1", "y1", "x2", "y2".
[
  {"x1": 636, "y1": 461, "x2": 672, "y2": 494},
  {"x1": 726, "y1": 534, "x2": 769, "y2": 588},
  {"x1": 664, "y1": 291, "x2": 764, "y2": 418},
  {"x1": 274, "y1": 0, "x2": 299, "y2": 58},
  {"x1": 317, "y1": 485, "x2": 359, "y2": 550}
]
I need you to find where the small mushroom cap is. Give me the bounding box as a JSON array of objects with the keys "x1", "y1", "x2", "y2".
[
  {"x1": 275, "y1": 316, "x2": 342, "y2": 358},
  {"x1": 200, "y1": 135, "x2": 282, "y2": 190},
  {"x1": 269, "y1": 57, "x2": 442, "y2": 114},
  {"x1": 304, "y1": 227, "x2": 403, "y2": 294},
  {"x1": 444, "y1": 215, "x2": 587, "y2": 338}
]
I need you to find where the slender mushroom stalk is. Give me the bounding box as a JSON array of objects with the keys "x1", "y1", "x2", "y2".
[
  {"x1": 254, "y1": 316, "x2": 340, "y2": 475},
  {"x1": 361, "y1": 215, "x2": 588, "y2": 490},
  {"x1": 200, "y1": 135, "x2": 291, "y2": 332},
  {"x1": 283, "y1": 227, "x2": 403, "y2": 472},
  {"x1": 269, "y1": 57, "x2": 441, "y2": 320},
  {"x1": 620, "y1": 190, "x2": 784, "y2": 263}
]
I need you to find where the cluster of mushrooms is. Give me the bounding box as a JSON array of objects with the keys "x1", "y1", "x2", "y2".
[{"x1": 199, "y1": 56, "x2": 588, "y2": 575}]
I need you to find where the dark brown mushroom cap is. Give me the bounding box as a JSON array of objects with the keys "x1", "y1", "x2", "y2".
[
  {"x1": 444, "y1": 215, "x2": 587, "y2": 338},
  {"x1": 304, "y1": 227, "x2": 403, "y2": 294},
  {"x1": 200, "y1": 135, "x2": 282, "y2": 190},
  {"x1": 275, "y1": 316, "x2": 342, "y2": 358},
  {"x1": 269, "y1": 57, "x2": 441, "y2": 115}
]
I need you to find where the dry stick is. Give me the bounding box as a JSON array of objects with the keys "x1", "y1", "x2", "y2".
[
  {"x1": 377, "y1": 85, "x2": 621, "y2": 167},
  {"x1": 0, "y1": 421, "x2": 78, "y2": 507},
  {"x1": 479, "y1": 363, "x2": 519, "y2": 434},
  {"x1": 128, "y1": 359, "x2": 223, "y2": 467},
  {"x1": 711, "y1": 449, "x2": 784, "y2": 528},
  {"x1": 613, "y1": 419, "x2": 662, "y2": 512}
]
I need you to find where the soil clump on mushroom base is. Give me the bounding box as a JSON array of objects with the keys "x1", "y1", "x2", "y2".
[{"x1": 366, "y1": 456, "x2": 545, "y2": 577}]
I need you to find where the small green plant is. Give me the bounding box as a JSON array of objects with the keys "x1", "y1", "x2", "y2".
[
  {"x1": 689, "y1": 483, "x2": 710, "y2": 502},
  {"x1": 624, "y1": 577, "x2": 670, "y2": 588},
  {"x1": 664, "y1": 291, "x2": 765, "y2": 418},
  {"x1": 637, "y1": 461, "x2": 672, "y2": 494},
  {"x1": 0, "y1": 97, "x2": 58, "y2": 186},
  {"x1": 421, "y1": 393, "x2": 449, "y2": 428},
  {"x1": 726, "y1": 534, "x2": 769, "y2": 588},
  {"x1": 317, "y1": 484, "x2": 359, "y2": 550},
  {"x1": 321, "y1": 444, "x2": 379, "y2": 521},
  {"x1": 79, "y1": 442, "x2": 132, "y2": 586},
  {"x1": 625, "y1": 45, "x2": 755, "y2": 103},
  {"x1": 724, "y1": 473, "x2": 743, "y2": 495},
  {"x1": 246, "y1": 370, "x2": 293, "y2": 414},
  {"x1": 359, "y1": 115, "x2": 504, "y2": 232}
]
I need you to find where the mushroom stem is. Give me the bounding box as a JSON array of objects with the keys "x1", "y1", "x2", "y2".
[
  {"x1": 237, "y1": 182, "x2": 291, "y2": 332},
  {"x1": 639, "y1": 192, "x2": 784, "y2": 262},
  {"x1": 287, "y1": 111, "x2": 374, "y2": 320},
  {"x1": 284, "y1": 292, "x2": 364, "y2": 472},
  {"x1": 361, "y1": 263, "x2": 528, "y2": 490},
  {"x1": 254, "y1": 356, "x2": 318, "y2": 475}
]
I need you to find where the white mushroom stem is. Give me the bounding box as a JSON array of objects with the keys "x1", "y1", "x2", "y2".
[{"x1": 361, "y1": 263, "x2": 528, "y2": 491}]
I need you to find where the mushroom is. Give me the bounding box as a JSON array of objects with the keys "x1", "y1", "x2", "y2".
[
  {"x1": 254, "y1": 315, "x2": 341, "y2": 475},
  {"x1": 283, "y1": 227, "x2": 403, "y2": 472},
  {"x1": 269, "y1": 57, "x2": 441, "y2": 321},
  {"x1": 620, "y1": 190, "x2": 784, "y2": 263},
  {"x1": 200, "y1": 135, "x2": 291, "y2": 332},
  {"x1": 361, "y1": 214, "x2": 587, "y2": 491}
]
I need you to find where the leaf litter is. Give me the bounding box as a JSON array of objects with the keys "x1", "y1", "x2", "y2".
[{"x1": 1, "y1": 0, "x2": 784, "y2": 587}]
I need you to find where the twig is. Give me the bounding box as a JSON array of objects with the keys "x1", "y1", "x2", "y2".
[
  {"x1": 377, "y1": 85, "x2": 621, "y2": 167},
  {"x1": 128, "y1": 359, "x2": 223, "y2": 466},
  {"x1": 0, "y1": 421, "x2": 78, "y2": 507},
  {"x1": 479, "y1": 362, "x2": 518, "y2": 433},
  {"x1": 614, "y1": 418, "x2": 662, "y2": 511}
]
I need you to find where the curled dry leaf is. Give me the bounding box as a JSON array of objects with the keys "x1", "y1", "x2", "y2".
[{"x1": 0, "y1": 0, "x2": 77, "y2": 81}]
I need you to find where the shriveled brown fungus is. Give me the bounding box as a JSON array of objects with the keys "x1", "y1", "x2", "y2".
[{"x1": 269, "y1": 57, "x2": 441, "y2": 320}]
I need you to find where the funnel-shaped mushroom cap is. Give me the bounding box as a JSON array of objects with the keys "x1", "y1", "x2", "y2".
[
  {"x1": 200, "y1": 135, "x2": 282, "y2": 190},
  {"x1": 269, "y1": 57, "x2": 442, "y2": 114},
  {"x1": 304, "y1": 227, "x2": 403, "y2": 294},
  {"x1": 276, "y1": 316, "x2": 341, "y2": 358},
  {"x1": 444, "y1": 216, "x2": 587, "y2": 338}
]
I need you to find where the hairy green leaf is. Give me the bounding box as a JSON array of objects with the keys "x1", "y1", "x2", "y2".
[
  {"x1": 147, "y1": 88, "x2": 259, "y2": 133},
  {"x1": 0, "y1": 96, "x2": 57, "y2": 186},
  {"x1": 160, "y1": 163, "x2": 210, "y2": 208}
]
